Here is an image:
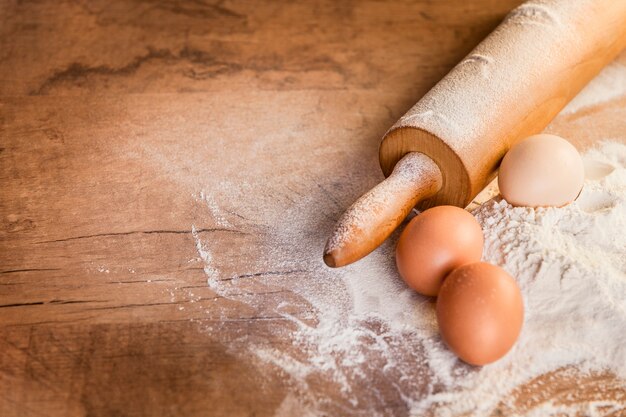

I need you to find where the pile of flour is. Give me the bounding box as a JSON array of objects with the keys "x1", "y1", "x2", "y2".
[{"x1": 416, "y1": 141, "x2": 626, "y2": 415}]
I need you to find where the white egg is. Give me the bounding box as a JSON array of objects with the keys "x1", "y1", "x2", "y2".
[{"x1": 498, "y1": 134, "x2": 584, "y2": 207}]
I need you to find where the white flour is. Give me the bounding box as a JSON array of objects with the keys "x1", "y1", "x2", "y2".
[
  {"x1": 191, "y1": 141, "x2": 625, "y2": 416},
  {"x1": 561, "y1": 61, "x2": 626, "y2": 114},
  {"x1": 181, "y1": 50, "x2": 626, "y2": 416},
  {"x1": 415, "y1": 141, "x2": 626, "y2": 416}
]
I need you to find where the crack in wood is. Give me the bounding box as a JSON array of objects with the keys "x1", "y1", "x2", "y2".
[
  {"x1": 0, "y1": 299, "x2": 108, "y2": 308},
  {"x1": 107, "y1": 279, "x2": 172, "y2": 284},
  {"x1": 33, "y1": 227, "x2": 244, "y2": 244},
  {"x1": 229, "y1": 289, "x2": 290, "y2": 298},
  {"x1": 48, "y1": 299, "x2": 109, "y2": 305},
  {"x1": 224, "y1": 209, "x2": 251, "y2": 221},
  {"x1": 3, "y1": 316, "x2": 98, "y2": 327},
  {"x1": 0, "y1": 290, "x2": 291, "y2": 312},
  {"x1": 80, "y1": 302, "x2": 180, "y2": 312},
  {"x1": 0, "y1": 301, "x2": 45, "y2": 308},
  {"x1": 196, "y1": 295, "x2": 224, "y2": 301},
  {"x1": 220, "y1": 316, "x2": 289, "y2": 322},
  {"x1": 219, "y1": 269, "x2": 308, "y2": 282},
  {"x1": 177, "y1": 284, "x2": 210, "y2": 290},
  {"x1": 0, "y1": 268, "x2": 61, "y2": 274}
]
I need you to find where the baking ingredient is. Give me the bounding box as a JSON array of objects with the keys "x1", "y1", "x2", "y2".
[
  {"x1": 395, "y1": 205, "x2": 483, "y2": 296},
  {"x1": 561, "y1": 60, "x2": 626, "y2": 114},
  {"x1": 498, "y1": 134, "x2": 584, "y2": 207},
  {"x1": 436, "y1": 262, "x2": 524, "y2": 366}
]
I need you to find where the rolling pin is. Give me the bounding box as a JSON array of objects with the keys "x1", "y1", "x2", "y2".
[{"x1": 324, "y1": 0, "x2": 626, "y2": 268}]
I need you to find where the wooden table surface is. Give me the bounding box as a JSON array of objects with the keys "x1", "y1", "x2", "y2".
[{"x1": 2, "y1": 1, "x2": 625, "y2": 416}]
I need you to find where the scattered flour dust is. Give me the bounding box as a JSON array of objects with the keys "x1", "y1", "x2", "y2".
[
  {"x1": 186, "y1": 53, "x2": 626, "y2": 416},
  {"x1": 191, "y1": 225, "x2": 219, "y2": 288},
  {"x1": 561, "y1": 61, "x2": 626, "y2": 115},
  {"x1": 191, "y1": 141, "x2": 625, "y2": 417},
  {"x1": 196, "y1": 190, "x2": 232, "y2": 228}
]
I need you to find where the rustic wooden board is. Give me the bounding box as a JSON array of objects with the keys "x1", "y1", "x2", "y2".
[{"x1": 1, "y1": 1, "x2": 624, "y2": 416}]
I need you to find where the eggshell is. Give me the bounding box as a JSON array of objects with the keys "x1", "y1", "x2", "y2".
[
  {"x1": 498, "y1": 134, "x2": 584, "y2": 207},
  {"x1": 395, "y1": 206, "x2": 483, "y2": 297},
  {"x1": 436, "y1": 262, "x2": 524, "y2": 365}
]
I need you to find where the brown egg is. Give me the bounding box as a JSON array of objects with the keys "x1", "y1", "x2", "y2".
[
  {"x1": 395, "y1": 206, "x2": 484, "y2": 296},
  {"x1": 436, "y1": 262, "x2": 524, "y2": 365}
]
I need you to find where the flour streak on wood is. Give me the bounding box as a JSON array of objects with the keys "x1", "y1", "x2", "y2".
[{"x1": 1, "y1": 0, "x2": 624, "y2": 416}]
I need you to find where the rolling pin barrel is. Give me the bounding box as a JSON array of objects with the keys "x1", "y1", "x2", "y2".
[{"x1": 325, "y1": 0, "x2": 626, "y2": 268}]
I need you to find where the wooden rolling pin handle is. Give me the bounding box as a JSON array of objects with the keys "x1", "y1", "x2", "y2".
[{"x1": 323, "y1": 152, "x2": 442, "y2": 267}]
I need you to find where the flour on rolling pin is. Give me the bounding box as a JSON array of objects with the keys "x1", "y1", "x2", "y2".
[
  {"x1": 382, "y1": 0, "x2": 626, "y2": 206},
  {"x1": 324, "y1": 153, "x2": 441, "y2": 267},
  {"x1": 396, "y1": 2, "x2": 567, "y2": 141},
  {"x1": 327, "y1": 0, "x2": 626, "y2": 267}
]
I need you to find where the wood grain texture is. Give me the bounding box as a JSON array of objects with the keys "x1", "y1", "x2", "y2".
[{"x1": 1, "y1": 1, "x2": 624, "y2": 416}]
